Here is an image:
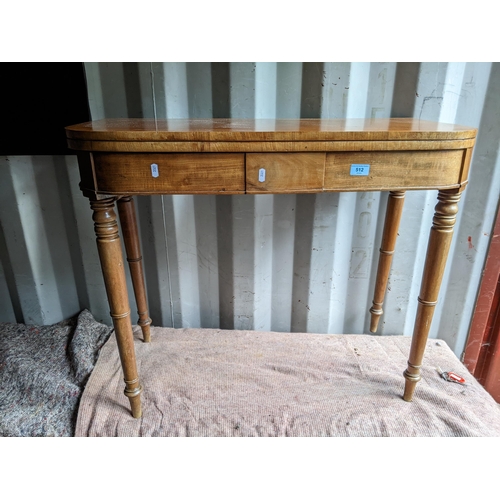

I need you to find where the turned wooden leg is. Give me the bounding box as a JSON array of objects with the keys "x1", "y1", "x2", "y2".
[
  {"x1": 91, "y1": 198, "x2": 142, "y2": 418},
  {"x1": 370, "y1": 190, "x2": 405, "y2": 333},
  {"x1": 117, "y1": 196, "x2": 152, "y2": 343},
  {"x1": 403, "y1": 190, "x2": 461, "y2": 402}
]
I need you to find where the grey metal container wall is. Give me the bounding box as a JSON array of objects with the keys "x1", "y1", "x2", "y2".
[{"x1": 1, "y1": 62, "x2": 499, "y2": 360}]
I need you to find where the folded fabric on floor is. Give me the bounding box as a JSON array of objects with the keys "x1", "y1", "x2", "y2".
[
  {"x1": 76, "y1": 327, "x2": 500, "y2": 437},
  {"x1": 0, "y1": 310, "x2": 112, "y2": 437}
]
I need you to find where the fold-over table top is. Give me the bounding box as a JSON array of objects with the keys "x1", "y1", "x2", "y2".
[{"x1": 66, "y1": 118, "x2": 476, "y2": 144}]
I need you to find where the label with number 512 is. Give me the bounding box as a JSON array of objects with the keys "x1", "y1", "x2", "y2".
[{"x1": 350, "y1": 164, "x2": 370, "y2": 176}]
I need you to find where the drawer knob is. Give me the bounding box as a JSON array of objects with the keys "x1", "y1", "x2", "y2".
[{"x1": 151, "y1": 163, "x2": 159, "y2": 178}]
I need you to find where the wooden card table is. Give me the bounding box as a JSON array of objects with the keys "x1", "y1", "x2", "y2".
[{"x1": 66, "y1": 118, "x2": 476, "y2": 418}]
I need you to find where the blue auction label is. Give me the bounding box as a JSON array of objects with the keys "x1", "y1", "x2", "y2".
[{"x1": 350, "y1": 164, "x2": 370, "y2": 176}]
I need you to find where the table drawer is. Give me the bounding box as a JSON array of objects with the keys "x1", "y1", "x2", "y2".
[
  {"x1": 324, "y1": 150, "x2": 465, "y2": 191},
  {"x1": 246, "y1": 153, "x2": 325, "y2": 193},
  {"x1": 93, "y1": 153, "x2": 245, "y2": 194}
]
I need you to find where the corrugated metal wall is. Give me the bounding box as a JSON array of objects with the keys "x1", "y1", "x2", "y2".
[{"x1": 1, "y1": 62, "x2": 499, "y2": 358}]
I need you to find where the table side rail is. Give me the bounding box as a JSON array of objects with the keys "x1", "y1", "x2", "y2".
[{"x1": 82, "y1": 148, "x2": 472, "y2": 197}]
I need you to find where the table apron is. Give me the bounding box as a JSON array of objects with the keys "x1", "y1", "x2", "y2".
[{"x1": 87, "y1": 150, "x2": 469, "y2": 196}]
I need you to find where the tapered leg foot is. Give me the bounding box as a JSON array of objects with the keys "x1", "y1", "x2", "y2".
[
  {"x1": 369, "y1": 309, "x2": 383, "y2": 334},
  {"x1": 91, "y1": 198, "x2": 143, "y2": 418},
  {"x1": 403, "y1": 190, "x2": 461, "y2": 401},
  {"x1": 370, "y1": 191, "x2": 405, "y2": 333},
  {"x1": 403, "y1": 364, "x2": 421, "y2": 402},
  {"x1": 130, "y1": 398, "x2": 142, "y2": 419},
  {"x1": 117, "y1": 196, "x2": 152, "y2": 343},
  {"x1": 138, "y1": 323, "x2": 151, "y2": 343},
  {"x1": 125, "y1": 380, "x2": 143, "y2": 418}
]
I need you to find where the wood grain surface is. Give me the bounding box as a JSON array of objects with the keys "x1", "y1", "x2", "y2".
[
  {"x1": 68, "y1": 118, "x2": 478, "y2": 415},
  {"x1": 324, "y1": 150, "x2": 465, "y2": 191},
  {"x1": 93, "y1": 153, "x2": 245, "y2": 194},
  {"x1": 66, "y1": 118, "x2": 477, "y2": 142},
  {"x1": 246, "y1": 153, "x2": 325, "y2": 193}
]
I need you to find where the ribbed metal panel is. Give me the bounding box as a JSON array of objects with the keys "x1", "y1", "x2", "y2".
[{"x1": 1, "y1": 62, "x2": 499, "y2": 359}]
